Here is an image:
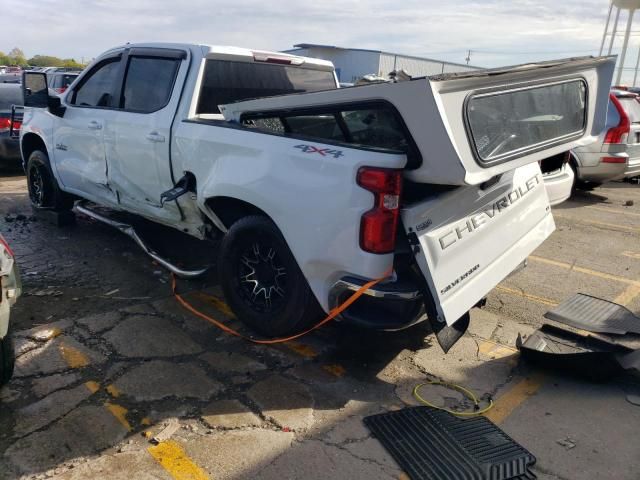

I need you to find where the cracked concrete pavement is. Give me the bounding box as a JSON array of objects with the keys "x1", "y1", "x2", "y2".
[{"x1": 1, "y1": 171, "x2": 640, "y2": 479}]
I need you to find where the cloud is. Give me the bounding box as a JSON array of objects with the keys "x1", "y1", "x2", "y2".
[{"x1": 1, "y1": 0, "x2": 623, "y2": 74}]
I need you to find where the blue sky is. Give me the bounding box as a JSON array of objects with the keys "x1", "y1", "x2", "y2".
[{"x1": 3, "y1": 0, "x2": 631, "y2": 78}]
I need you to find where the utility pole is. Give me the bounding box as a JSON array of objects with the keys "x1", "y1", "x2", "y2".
[{"x1": 465, "y1": 50, "x2": 471, "y2": 65}]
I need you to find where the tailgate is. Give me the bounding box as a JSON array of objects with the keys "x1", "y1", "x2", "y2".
[
  {"x1": 402, "y1": 162, "x2": 554, "y2": 326},
  {"x1": 221, "y1": 56, "x2": 615, "y2": 186}
]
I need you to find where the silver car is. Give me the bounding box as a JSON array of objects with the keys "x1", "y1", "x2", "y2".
[
  {"x1": 571, "y1": 90, "x2": 640, "y2": 186},
  {"x1": 0, "y1": 233, "x2": 21, "y2": 386}
]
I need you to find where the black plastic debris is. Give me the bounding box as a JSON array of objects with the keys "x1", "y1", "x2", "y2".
[
  {"x1": 544, "y1": 293, "x2": 640, "y2": 335},
  {"x1": 364, "y1": 406, "x2": 537, "y2": 480},
  {"x1": 517, "y1": 324, "x2": 624, "y2": 381}
]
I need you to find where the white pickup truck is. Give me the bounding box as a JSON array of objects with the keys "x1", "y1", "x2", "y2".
[{"x1": 18, "y1": 43, "x2": 615, "y2": 350}]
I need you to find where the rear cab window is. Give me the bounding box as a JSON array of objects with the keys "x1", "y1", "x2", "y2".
[{"x1": 196, "y1": 59, "x2": 337, "y2": 115}]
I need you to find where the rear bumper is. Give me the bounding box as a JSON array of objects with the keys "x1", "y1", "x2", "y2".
[
  {"x1": 575, "y1": 152, "x2": 627, "y2": 182},
  {"x1": 625, "y1": 158, "x2": 640, "y2": 177},
  {"x1": 543, "y1": 164, "x2": 574, "y2": 206},
  {"x1": 329, "y1": 275, "x2": 426, "y2": 330}
]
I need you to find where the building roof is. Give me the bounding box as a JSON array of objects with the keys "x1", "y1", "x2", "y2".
[{"x1": 288, "y1": 43, "x2": 481, "y2": 69}]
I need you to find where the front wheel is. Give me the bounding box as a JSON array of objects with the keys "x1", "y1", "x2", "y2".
[
  {"x1": 26, "y1": 150, "x2": 74, "y2": 211},
  {"x1": 217, "y1": 216, "x2": 321, "y2": 337}
]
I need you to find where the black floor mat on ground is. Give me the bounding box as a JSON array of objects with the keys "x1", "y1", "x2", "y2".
[
  {"x1": 544, "y1": 293, "x2": 640, "y2": 335},
  {"x1": 364, "y1": 407, "x2": 536, "y2": 480}
]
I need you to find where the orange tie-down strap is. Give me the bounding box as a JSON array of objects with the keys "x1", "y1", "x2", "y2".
[{"x1": 172, "y1": 270, "x2": 391, "y2": 345}]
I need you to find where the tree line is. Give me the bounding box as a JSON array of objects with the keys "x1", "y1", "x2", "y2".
[{"x1": 0, "y1": 47, "x2": 86, "y2": 69}]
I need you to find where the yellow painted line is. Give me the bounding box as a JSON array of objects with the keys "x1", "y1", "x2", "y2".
[
  {"x1": 322, "y1": 364, "x2": 347, "y2": 378},
  {"x1": 148, "y1": 440, "x2": 210, "y2": 480},
  {"x1": 477, "y1": 339, "x2": 517, "y2": 360},
  {"x1": 106, "y1": 384, "x2": 121, "y2": 398},
  {"x1": 284, "y1": 341, "x2": 318, "y2": 358},
  {"x1": 586, "y1": 205, "x2": 640, "y2": 218},
  {"x1": 84, "y1": 381, "x2": 100, "y2": 394},
  {"x1": 58, "y1": 342, "x2": 90, "y2": 368},
  {"x1": 496, "y1": 286, "x2": 558, "y2": 307},
  {"x1": 484, "y1": 373, "x2": 545, "y2": 424},
  {"x1": 614, "y1": 284, "x2": 640, "y2": 306},
  {"x1": 194, "y1": 292, "x2": 236, "y2": 319},
  {"x1": 529, "y1": 255, "x2": 640, "y2": 287},
  {"x1": 622, "y1": 251, "x2": 640, "y2": 260},
  {"x1": 41, "y1": 327, "x2": 63, "y2": 341},
  {"x1": 105, "y1": 402, "x2": 133, "y2": 432},
  {"x1": 553, "y1": 214, "x2": 640, "y2": 234}
]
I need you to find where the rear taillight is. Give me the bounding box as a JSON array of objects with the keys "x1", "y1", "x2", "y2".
[
  {"x1": 0, "y1": 118, "x2": 20, "y2": 133},
  {"x1": 0, "y1": 118, "x2": 10, "y2": 133},
  {"x1": 357, "y1": 167, "x2": 402, "y2": 254},
  {"x1": 601, "y1": 156, "x2": 627, "y2": 163},
  {"x1": 604, "y1": 94, "x2": 630, "y2": 144},
  {"x1": 0, "y1": 234, "x2": 14, "y2": 258},
  {"x1": 54, "y1": 86, "x2": 68, "y2": 94}
]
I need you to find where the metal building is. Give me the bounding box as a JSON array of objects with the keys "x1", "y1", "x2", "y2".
[{"x1": 283, "y1": 43, "x2": 480, "y2": 83}]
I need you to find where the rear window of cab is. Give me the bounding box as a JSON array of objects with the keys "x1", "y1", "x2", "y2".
[{"x1": 196, "y1": 59, "x2": 337, "y2": 115}]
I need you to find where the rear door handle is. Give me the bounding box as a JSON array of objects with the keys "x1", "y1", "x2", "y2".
[
  {"x1": 146, "y1": 132, "x2": 165, "y2": 143},
  {"x1": 87, "y1": 121, "x2": 102, "y2": 130}
]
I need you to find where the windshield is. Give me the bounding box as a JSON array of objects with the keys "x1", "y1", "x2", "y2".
[
  {"x1": 618, "y1": 96, "x2": 640, "y2": 123},
  {"x1": 197, "y1": 59, "x2": 336, "y2": 114}
]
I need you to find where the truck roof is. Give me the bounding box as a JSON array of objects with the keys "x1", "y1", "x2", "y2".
[{"x1": 106, "y1": 42, "x2": 335, "y2": 71}]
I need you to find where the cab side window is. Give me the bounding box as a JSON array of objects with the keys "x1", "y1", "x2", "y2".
[
  {"x1": 121, "y1": 57, "x2": 180, "y2": 113},
  {"x1": 70, "y1": 58, "x2": 121, "y2": 108}
]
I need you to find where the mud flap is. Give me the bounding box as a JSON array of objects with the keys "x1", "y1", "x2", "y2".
[{"x1": 429, "y1": 312, "x2": 470, "y2": 353}]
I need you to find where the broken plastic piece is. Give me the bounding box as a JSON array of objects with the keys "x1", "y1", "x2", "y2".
[{"x1": 544, "y1": 293, "x2": 640, "y2": 335}]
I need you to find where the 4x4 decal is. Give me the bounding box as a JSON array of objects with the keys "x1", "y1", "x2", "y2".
[{"x1": 295, "y1": 144, "x2": 344, "y2": 159}]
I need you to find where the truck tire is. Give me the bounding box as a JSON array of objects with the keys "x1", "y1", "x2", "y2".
[
  {"x1": 218, "y1": 215, "x2": 321, "y2": 337},
  {"x1": 26, "y1": 150, "x2": 74, "y2": 212},
  {"x1": 0, "y1": 334, "x2": 15, "y2": 386}
]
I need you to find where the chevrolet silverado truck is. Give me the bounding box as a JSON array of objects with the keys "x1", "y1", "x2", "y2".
[{"x1": 17, "y1": 43, "x2": 615, "y2": 350}]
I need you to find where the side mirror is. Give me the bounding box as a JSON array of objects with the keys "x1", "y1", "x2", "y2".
[
  {"x1": 22, "y1": 72, "x2": 48, "y2": 107},
  {"x1": 47, "y1": 95, "x2": 66, "y2": 118}
]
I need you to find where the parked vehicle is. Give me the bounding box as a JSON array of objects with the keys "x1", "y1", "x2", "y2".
[
  {"x1": 46, "y1": 71, "x2": 80, "y2": 95},
  {"x1": 540, "y1": 153, "x2": 575, "y2": 206},
  {"x1": 571, "y1": 89, "x2": 640, "y2": 186},
  {"x1": 0, "y1": 84, "x2": 22, "y2": 166},
  {"x1": 17, "y1": 44, "x2": 614, "y2": 350},
  {"x1": 0, "y1": 233, "x2": 21, "y2": 386}
]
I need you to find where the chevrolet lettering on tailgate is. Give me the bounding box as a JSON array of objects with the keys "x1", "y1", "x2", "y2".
[{"x1": 438, "y1": 174, "x2": 541, "y2": 251}]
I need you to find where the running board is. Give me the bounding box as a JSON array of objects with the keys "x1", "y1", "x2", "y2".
[{"x1": 75, "y1": 202, "x2": 208, "y2": 279}]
